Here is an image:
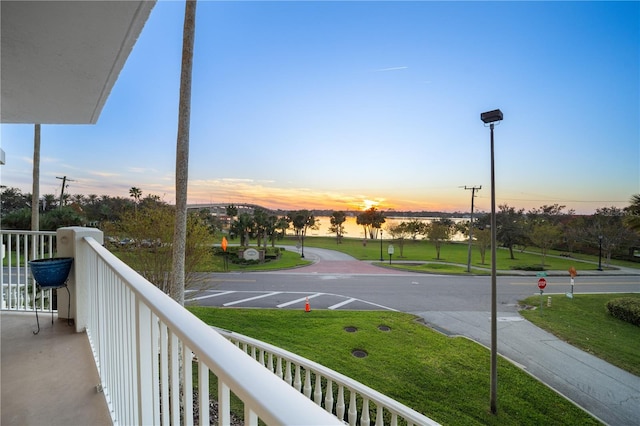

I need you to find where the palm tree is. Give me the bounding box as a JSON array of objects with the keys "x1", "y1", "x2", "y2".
[
  {"x1": 624, "y1": 194, "x2": 640, "y2": 232},
  {"x1": 31, "y1": 124, "x2": 41, "y2": 231},
  {"x1": 129, "y1": 187, "x2": 142, "y2": 213},
  {"x1": 170, "y1": 0, "x2": 197, "y2": 306},
  {"x1": 72, "y1": 194, "x2": 86, "y2": 205},
  {"x1": 231, "y1": 212, "x2": 255, "y2": 247},
  {"x1": 329, "y1": 211, "x2": 346, "y2": 244},
  {"x1": 42, "y1": 194, "x2": 57, "y2": 211}
]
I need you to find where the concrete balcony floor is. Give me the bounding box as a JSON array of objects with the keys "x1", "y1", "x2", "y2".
[{"x1": 1, "y1": 312, "x2": 112, "y2": 426}]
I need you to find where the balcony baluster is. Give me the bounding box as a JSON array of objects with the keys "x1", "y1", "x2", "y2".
[
  {"x1": 348, "y1": 389, "x2": 358, "y2": 425},
  {"x1": 1, "y1": 228, "x2": 438, "y2": 425},
  {"x1": 303, "y1": 369, "x2": 312, "y2": 398},
  {"x1": 314, "y1": 371, "x2": 323, "y2": 405},
  {"x1": 361, "y1": 398, "x2": 370, "y2": 425}
]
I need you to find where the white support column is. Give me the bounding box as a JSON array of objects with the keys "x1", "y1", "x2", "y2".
[{"x1": 56, "y1": 226, "x2": 104, "y2": 332}]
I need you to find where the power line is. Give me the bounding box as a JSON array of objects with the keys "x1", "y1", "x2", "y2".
[{"x1": 473, "y1": 195, "x2": 628, "y2": 205}]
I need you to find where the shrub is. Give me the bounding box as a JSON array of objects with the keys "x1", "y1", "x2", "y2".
[
  {"x1": 212, "y1": 246, "x2": 282, "y2": 261},
  {"x1": 231, "y1": 258, "x2": 261, "y2": 266},
  {"x1": 212, "y1": 246, "x2": 240, "y2": 257},
  {"x1": 106, "y1": 206, "x2": 212, "y2": 294},
  {"x1": 606, "y1": 298, "x2": 640, "y2": 326},
  {"x1": 510, "y1": 264, "x2": 545, "y2": 271},
  {"x1": 265, "y1": 247, "x2": 282, "y2": 259}
]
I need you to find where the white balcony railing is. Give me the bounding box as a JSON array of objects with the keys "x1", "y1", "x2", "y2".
[
  {"x1": 1, "y1": 228, "x2": 440, "y2": 425},
  {"x1": 215, "y1": 327, "x2": 440, "y2": 426},
  {"x1": 79, "y1": 232, "x2": 342, "y2": 425},
  {"x1": 1, "y1": 230, "x2": 56, "y2": 311}
]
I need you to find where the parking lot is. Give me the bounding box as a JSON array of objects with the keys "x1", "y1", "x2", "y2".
[{"x1": 186, "y1": 289, "x2": 398, "y2": 311}]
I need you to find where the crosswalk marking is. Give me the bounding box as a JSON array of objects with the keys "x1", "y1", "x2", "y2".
[{"x1": 223, "y1": 291, "x2": 283, "y2": 307}]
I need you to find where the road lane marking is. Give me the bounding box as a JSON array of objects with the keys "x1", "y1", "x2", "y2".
[
  {"x1": 276, "y1": 293, "x2": 323, "y2": 308},
  {"x1": 223, "y1": 291, "x2": 282, "y2": 307},
  {"x1": 364, "y1": 301, "x2": 399, "y2": 311},
  {"x1": 186, "y1": 290, "x2": 236, "y2": 301},
  {"x1": 328, "y1": 298, "x2": 357, "y2": 310}
]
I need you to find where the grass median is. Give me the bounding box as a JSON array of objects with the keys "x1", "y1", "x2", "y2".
[
  {"x1": 287, "y1": 236, "x2": 635, "y2": 272},
  {"x1": 188, "y1": 307, "x2": 600, "y2": 425},
  {"x1": 519, "y1": 293, "x2": 640, "y2": 376},
  {"x1": 211, "y1": 235, "x2": 638, "y2": 274},
  {"x1": 112, "y1": 235, "x2": 638, "y2": 274}
]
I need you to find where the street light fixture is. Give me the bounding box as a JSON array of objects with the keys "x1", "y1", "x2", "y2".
[
  {"x1": 481, "y1": 109, "x2": 503, "y2": 124},
  {"x1": 481, "y1": 108, "x2": 503, "y2": 415},
  {"x1": 379, "y1": 229, "x2": 384, "y2": 261}
]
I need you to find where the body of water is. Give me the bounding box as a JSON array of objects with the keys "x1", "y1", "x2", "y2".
[{"x1": 289, "y1": 216, "x2": 469, "y2": 242}]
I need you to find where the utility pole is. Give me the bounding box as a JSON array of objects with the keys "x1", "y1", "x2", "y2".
[
  {"x1": 32, "y1": 124, "x2": 41, "y2": 231},
  {"x1": 56, "y1": 176, "x2": 75, "y2": 209},
  {"x1": 463, "y1": 185, "x2": 481, "y2": 273}
]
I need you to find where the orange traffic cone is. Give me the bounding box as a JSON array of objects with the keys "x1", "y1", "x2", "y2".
[{"x1": 305, "y1": 297, "x2": 311, "y2": 313}]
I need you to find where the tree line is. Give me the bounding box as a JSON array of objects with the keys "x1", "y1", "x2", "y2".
[
  {"x1": 2, "y1": 187, "x2": 639, "y2": 265},
  {"x1": 384, "y1": 202, "x2": 640, "y2": 266}
]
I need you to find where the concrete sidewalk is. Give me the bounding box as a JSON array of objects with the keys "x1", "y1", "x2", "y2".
[{"x1": 416, "y1": 310, "x2": 640, "y2": 426}]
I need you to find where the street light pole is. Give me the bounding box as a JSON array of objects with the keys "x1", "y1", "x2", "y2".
[
  {"x1": 481, "y1": 108, "x2": 503, "y2": 415},
  {"x1": 597, "y1": 235, "x2": 603, "y2": 271},
  {"x1": 379, "y1": 229, "x2": 384, "y2": 261},
  {"x1": 464, "y1": 186, "x2": 481, "y2": 273}
]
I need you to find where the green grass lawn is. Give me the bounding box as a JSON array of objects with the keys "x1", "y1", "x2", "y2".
[
  {"x1": 109, "y1": 234, "x2": 638, "y2": 274},
  {"x1": 380, "y1": 261, "x2": 490, "y2": 275},
  {"x1": 188, "y1": 307, "x2": 600, "y2": 426},
  {"x1": 274, "y1": 236, "x2": 636, "y2": 273},
  {"x1": 198, "y1": 247, "x2": 312, "y2": 272},
  {"x1": 519, "y1": 293, "x2": 640, "y2": 376}
]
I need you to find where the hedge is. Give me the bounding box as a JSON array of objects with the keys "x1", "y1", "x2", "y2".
[{"x1": 606, "y1": 297, "x2": 640, "y2": 326}]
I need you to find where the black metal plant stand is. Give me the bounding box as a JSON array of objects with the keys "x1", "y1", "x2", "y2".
[
  {"x1": 28, "y1": 257, "x2": 74, "y2": 335},
  {"x1": 33, "y1": 284, "x2": 71, "y2": 334}
]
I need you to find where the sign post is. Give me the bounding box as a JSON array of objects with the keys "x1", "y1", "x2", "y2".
[
  {"x1": 567, "y1": 266, "x2": 577, "y2": 299},
  {"x1": 221, "y1": 236, "x2": 229, "y2": 271},
  {"x1": 537, "y1": 277, "x2": 547, "y2": 314},
  {"x1": 387, "y1": 244, "x2": 394, "y2": 264}
]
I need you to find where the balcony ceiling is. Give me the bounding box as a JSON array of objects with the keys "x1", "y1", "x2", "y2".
[{"x1": 1, "y1": 0, "x2": 155, "y2": 124}]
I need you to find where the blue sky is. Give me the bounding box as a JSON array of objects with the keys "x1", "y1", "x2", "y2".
[{"x1": 1, "y1": 0, "x2": 638, "y2": 214}]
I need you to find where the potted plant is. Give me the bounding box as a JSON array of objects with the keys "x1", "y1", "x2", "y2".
[
  {"x1": 28, "y1": 257, "x2": 73, "y2": 334},
  {"x1": 29, "y1": 257, "x2": 73, "y2": 288}
]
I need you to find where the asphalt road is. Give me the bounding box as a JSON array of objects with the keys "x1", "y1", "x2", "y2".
[
  {"x1": 189, "y1": 273, "x2": 640, "y2": 311},
  {"x1": 189, "y1": 250, "x2": 639, "y2": 313},
  {"x1": 187, "y1": 247, "x2": 640, "y2": 425}
]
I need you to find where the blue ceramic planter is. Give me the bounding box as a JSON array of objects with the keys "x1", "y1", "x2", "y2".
[{"x1": 29, "y1": 257, "x2": 73, "y2": 288}]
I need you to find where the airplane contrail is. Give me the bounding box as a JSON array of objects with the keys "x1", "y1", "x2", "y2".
[{"x1": 374, "y1": 66, "x2": 408, "y2": 72}]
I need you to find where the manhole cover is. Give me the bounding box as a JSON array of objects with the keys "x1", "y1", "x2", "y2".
[
  {"x1": 351, "y1": 349, "x2": 368, "y2": 358},
  {"x1": 378, "y1": 325, "x2": 391, "y2": 332},
  {"x1": 344, "y1": 326, "x2": 358, "y2": 333}
]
